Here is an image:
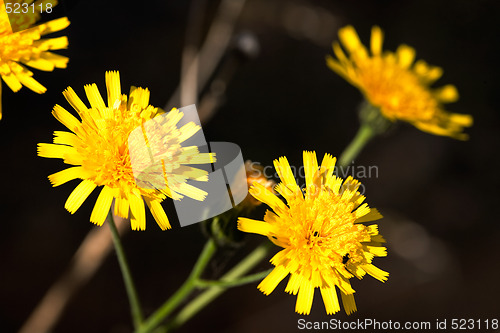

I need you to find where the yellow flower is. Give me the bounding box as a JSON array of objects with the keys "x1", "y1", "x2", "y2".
[
  {"x1": 238, "y1": 151, "x2": 387, "y2": 315},
  {"x1": 327, "y1": 25, "x2": 472, "y2": 140},
  {"x1": 38, "y1": 71, "x2": 215, "y2": 230},
  {"x1": 0, "y1": 0, "x2": 69, "y2": 119}
]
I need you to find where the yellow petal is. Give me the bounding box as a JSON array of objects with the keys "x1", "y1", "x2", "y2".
[
  {"x1": 237, "y1": 217, "x2": 273, "y2": 236},
  {"x1": 146, "y1": 199, "x2": 171, "y2": 230},
  {"x1": 40, "y1": 52, "x2": 69, "y2": 69},
  {"x1": 23, "y1": 58, "x2": 56, "y2": 72},
  {"x1": 340, "y1": 292, "x2": 357, "y2": 315},
  {"x1": 295, "y1": 279, "x2": 314, "y2": 315},
  {"x1": 62, "y1": 87, "x2": 88, "y2": 116},
  {"x1": 396, "y1": 44, "x2": 416, "y2": 68},
  {"x1": 303, "y1": 150, "x2": 318, "y2": 189},
  {"x1": 448, "y1": 113, "x2": 473, "y2": 127},
  {"x1": 332, "y1": 42, "x2": 349, "y2": 65},
  {"x1": 433, "y1": 84, "x2": 459, "y2": 103},
  {"x1": 105, "y1": 71, "x2": 121, "y2": 107},
  {"x1": 84, "y1": 84, "x2": 106, "y2": 110},
  {"x1": 37, "y1": 143, "x2": 76, "y2": 159},
  {"x1": 129, "y1": 193, "x2": 146, "y2": 231},
  {"x1": 114, "y1": 196, "x2": 130, "y2": 219},
  {"x1": 273, "y1": 156, "x2": 299, "y2": 191},
  {"x1": 326, "y1": 55, "x2": 350, "y2": 82},
  {"x1": 176, "y1": 182, "x2": 207, "y2": 201},
  {"x1": 48, "y1": 166, "x2": 87, "y2": 187},
  {"x1": 257, "y1": 265, "x2": 288, "y2": 295},
  {"x1": 249, "y1": 183, "x2": 288, "y2": 213},
  {"x1": 177, "y1": 122, "x2": 201, "y2": 143},
  {"x1": 338, "y1": 25, "x2": 367, "y2": 58},
  {"x1": 361, "y1": 263, "x2": 389, "y2": 282},
  {"x1": 2, "y1": 70, "x2": 23, "y2": 92},
  {"x1": 52, "y1": 104, "x2": 81, "y2": 132},
  {"x1": 64, "y1": 180, "x2": 97, "y2": 214},
  {"x1": 90, "y1": 186, "x2": 114, "y2": 226},
  {"x1": 370, "y1": 26, "x2": 384, "y2": 56},
  {"x1": 53, "y1": 130, "x2": 79, "y2": 146},
  {"x1": 355, "y1": 208, "x2": 383, "y2": 223},
  {"x1": 319, "y1": 153, "x2": 337, "y2": 181},
  {"x1": 38, "y1": 17, "x2": 70, "y2": 36},
  {"x1": 414, "y1": 59, "x2": 442, "y2": 83},
  {"x1": 320, "y1": 287, "x2": 341, "y2": 314},
  {"x1": 365, "y1": 245, "x2": 387, "y2": 257},
  {"x1": 33, "y1": 36, "x2": 68, "y2": 51},
  {"x1": 354, "y1": 203, "x2": 371, "y2": 219},
  {"x1": 18, "y1": 74, "x2": 46, "y2": 94},
  {"x1": 128, "y1": 86, "x2": 150, "y2": 109},
  {"x1": 413, "y1": 120, "x2": 469, "y2": 140},
  {"x1": 285, "y1": 273, "x2": 303, "y2": 295}
]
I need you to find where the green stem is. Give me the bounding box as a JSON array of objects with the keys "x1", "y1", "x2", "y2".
[
  {"x1": 196, "y1": 268, "x2": 273, "y2": 288},
  {"x1": 137, "y1": 239, "x2": 217, "y2": 333},
  {"x1": 165, "y1": 242, "x2": 271, "y2": 331},
  {"x1": 338, "y1": 123, "x2": 375, "y2": 168},
  {"x1": 108, "y1": 211, "x2": 144, "y2": 329}
]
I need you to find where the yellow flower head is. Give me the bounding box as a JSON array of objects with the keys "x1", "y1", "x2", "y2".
[
  {"x1": 238, "y1": 151, "x2": 387, "y2": 315},
  {"x1": 327, "y1": 25, "x2": 473, "y2": 140},
  {"x1": 38, "y1": 71, "x2": 215, "y2": 230},
  {"x1": 0, "y1": 0, "x2": 69, "y2": 119}
]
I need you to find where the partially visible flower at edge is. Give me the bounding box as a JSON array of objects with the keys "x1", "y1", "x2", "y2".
[
  {"x1": 38, "y1": 71, "x2": 215, "y2": 230},
  {"x1": 0, "y1": 0, "x2": 70, "y2": 119},
  {"x1": 238, "y1": 151, "x2": 388, "y2": 315},
  {"x1": 326, "y1": 25, "x2": 472, "y2": 140},
  {"x1": 239, "y1": 160, "x2": 276, "y2": 211}
]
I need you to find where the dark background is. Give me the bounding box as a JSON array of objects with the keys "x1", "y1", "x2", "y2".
[{"x1": 1, "y1": 0, "x2": 499, "y2": 332}]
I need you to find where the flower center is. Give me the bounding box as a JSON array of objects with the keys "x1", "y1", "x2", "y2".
[
  {"x1": 73, "y1": 108, "x2": 151, "y2": 194},
  {"x1": 357, "y1": 57, "x2": 437, "y2": 121},
  {"x1": 284, "y1": 187, "x2": 368, "y2": 270}
]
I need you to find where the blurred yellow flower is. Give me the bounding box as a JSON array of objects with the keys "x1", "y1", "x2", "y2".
[
  {"x1": 38, "y1": 71, "x2": 215, "y2": 230},
  {"x1": 327, "y1": 25, "x2": 472, "y2": 140},
  {"x1": 0, "y1": 0, "x2": 69, "y2": 119},
  {"x1": 238, "y1": 151, "x2": 387, "y2": 315}
]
